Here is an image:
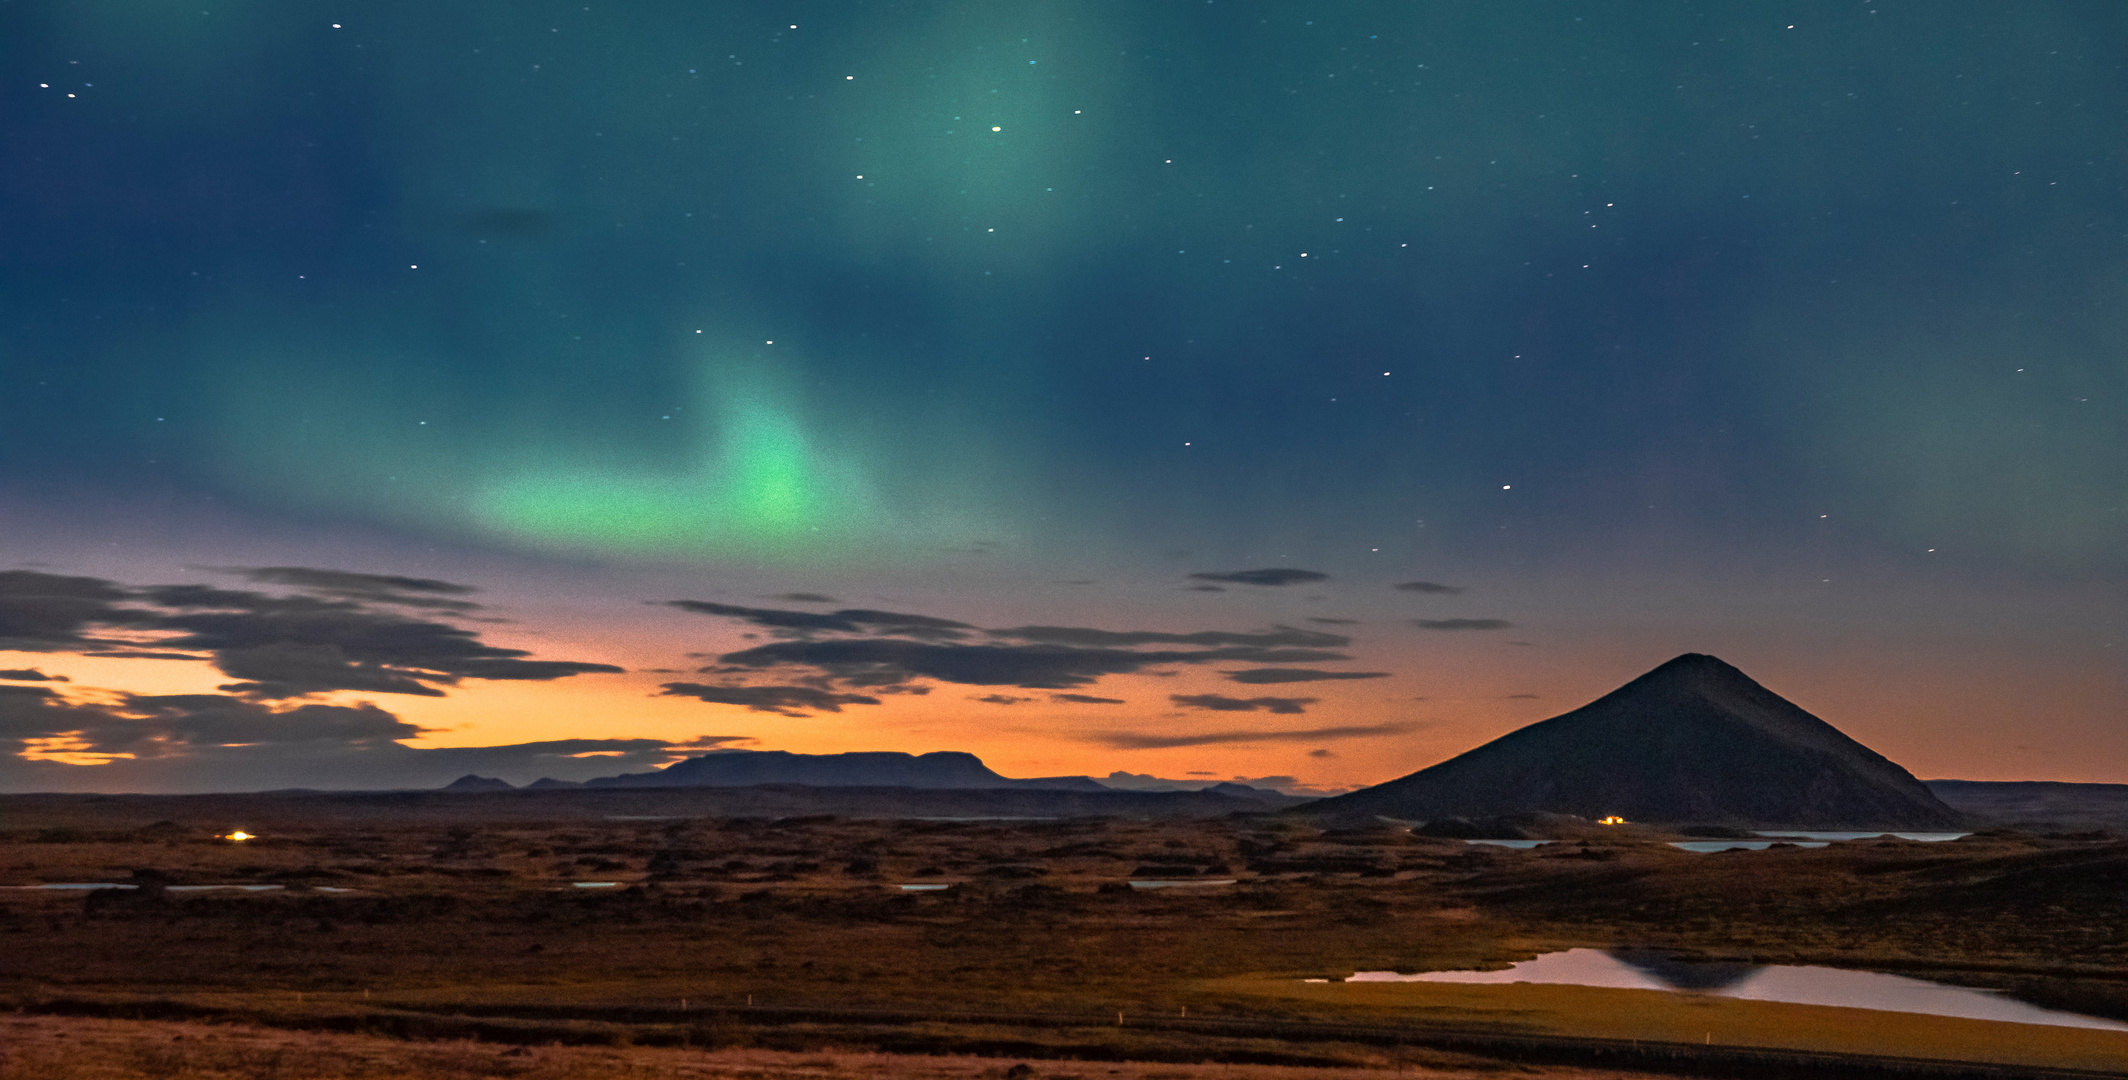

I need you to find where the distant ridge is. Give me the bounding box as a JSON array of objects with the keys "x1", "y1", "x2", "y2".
[
  {"x1": 1308, "y1": 654, "x2": 1965, "y2": 829},
  {"x1": 576, "y1": 749, "x2": 1111, "y2": 792},
  {"x1": 441, "y1": 774, "x2": 514, "y2": 793}
]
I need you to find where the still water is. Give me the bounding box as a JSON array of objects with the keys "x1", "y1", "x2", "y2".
[
  {"x1": 1756, "y1": 831, "x2": 1969, "y2": 842},
  {"x1": 1346, "y1": 948, "x2": 2128, "y2": 1031},
  {"x1": 1669, "y1": 841, "x2": 1828, "y2": 852}
]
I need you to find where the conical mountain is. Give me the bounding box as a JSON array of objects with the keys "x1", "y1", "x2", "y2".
[{"x1": 1311, "y1": 654, "x2": 1964, "y2": 829}]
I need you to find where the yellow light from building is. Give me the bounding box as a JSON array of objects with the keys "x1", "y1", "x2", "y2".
[
  {"x1": 224, "y1": 831, "x2": 254, "y2": 842},
  {"x1": 1597, "y1": 816, "x2": 1626, "y2": 825}
]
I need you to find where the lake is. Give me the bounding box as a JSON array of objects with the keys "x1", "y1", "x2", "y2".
[{"x1": 1345, "y1": 948, "x2": 2128, "y2": 1031}]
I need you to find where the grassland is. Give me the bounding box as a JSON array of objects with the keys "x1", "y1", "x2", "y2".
[{"x1": 2, "y1": 791, "x2": 2125, "y2": 1077}]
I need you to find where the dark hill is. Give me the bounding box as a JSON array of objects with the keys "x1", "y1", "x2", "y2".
[
  {"x1": 1308, "y1": 653, "x2": 1964, "y2": 829},
  {"x1": 584, "y1": 749, "x2": 1109, "y2": 791},
  {"x1": 441, "y1": 774, "x2": 515, "y2": 793}
]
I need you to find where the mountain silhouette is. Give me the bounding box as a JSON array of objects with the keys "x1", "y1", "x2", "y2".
[
  {"x1": 441, "y1": 774, "x2": 515, "y2": 792},
  {"x1": 1308, "y1": 654, "x2": 1965, "y2": 829},
  {"x1": 582, "y1": 749, "x2": 1110, "y2": 791}
]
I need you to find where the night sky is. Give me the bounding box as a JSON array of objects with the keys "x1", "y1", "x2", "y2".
[{"x1": 3, "y1": 2, "x2": 2123, "y2": 793}]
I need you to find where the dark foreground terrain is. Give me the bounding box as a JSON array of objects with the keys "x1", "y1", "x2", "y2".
[{"x1": 3, "y1": 789, "x2": 2126, "y2": 1078}]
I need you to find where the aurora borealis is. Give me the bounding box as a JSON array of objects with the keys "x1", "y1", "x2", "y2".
[{"x1": 2, "y1": 2, "x2": 2123, "y2": 792}]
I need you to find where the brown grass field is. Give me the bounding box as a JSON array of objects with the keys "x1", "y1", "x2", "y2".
[{"x1": 2, "y1": 791, "x2": 2125, "y2": 1077}]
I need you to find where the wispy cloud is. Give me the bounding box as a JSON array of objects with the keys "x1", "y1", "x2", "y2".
[
  {"x1": 658, "y1": 682, "x2": 880, "y2": 716},
  {"x1": 1394, "y1": 580, "x2": 1464, "y2": 594},
  {"x1": 1222, "y1": 668, "x2": 1390, "y2": 684},
  {"x1": 1188, "y1": 568, "x2": 1328, "y2": 586},
  {"x1": 1169, "y1": 693, "x2": 1317, "y2": 714},
  {"x1": 1086, "y1": 721, "x2": 1419, "y2": 749}
]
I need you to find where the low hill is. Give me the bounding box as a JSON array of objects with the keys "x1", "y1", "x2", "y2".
[
  {"x1": 1927, "y1": 779, "x2": 2128, "y2": 831},
  {"x1": 1306, "y1": 653, "x2": 1965, "y2": 829}
]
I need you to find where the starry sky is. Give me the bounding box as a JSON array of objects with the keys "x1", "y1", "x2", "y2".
[{"x1": 2, "y1": 2, "x2": 2124, "y2": 794}]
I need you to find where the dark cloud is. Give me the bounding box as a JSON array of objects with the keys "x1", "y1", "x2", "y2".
[
  {"x1": 1306, "y1": 617, "x2": 1360, "y2": 625},
  {"x1": 665, "y1": 600, "x2": 974, "y2": 640},
  {"x1": 1089, "y1": 721, "x2": 1417, "y2": 749},
  {"x1": 0, "y1": 687, "x2": 732, "y2": 790},
  {"x1": 0, "y1": 569, "x2": 621, "y2": 699},
  {"x1": 776, "y1": 592, "x2": 838, "y2": 603},
  {"x1": 148, "y1": 589, "x2": 624, "y2": 698},
  {"x1": 0, "y1": 685, "x2": 424, "y2": 759},
  {"x1": 212, "y1": 642, "x2": 451, "y2": 698},
  {"x1": 974, "y1": 693, "x2": 1033, "y2": 706},
  {"x1": 225, "y1": 567, "x2": 482, "y2": 612},
  {"x1": 0, "y1": 669, "x2": 66, "y2": 682},
  {"x1": 79, "y1": 651, "x2": 208, "y2": 660},
  {"x1": 1415, "y1": 618, "x2": 1514, "y2": 631},
  {"x1": 1187, "y1": 568, "x2": 1329, "y2": 586},
  {"x1": 1394, "y1": 580, "x2": 1465, "y2": 594},
  {"x1": 1169, "y1": 693, "x2": 1317, "y2": 714},
  {"x1": 1308, "y1": 748, "x2": 1338, "y2": 759},
  {"x1": 0, "y1": 570, "x2": 148, "y2": 651},
  {"x1": 1222, "y1": 668, "x2": 1391, "y2": 684},
  {"x1": 714, "y1": 638, "x2": 1348, "y2": 691},
  {"x1": 1051, "y1": 693, "x2": 1126, "y2": 705},
  {"x1": 1182, "y1": 585, "x2": 1225, "y2": 592},
  {"x1": 994, "y1": 625, "x2": 1346, "y2": 649},
  {"x1": 658, "y1": 682, "x2": 881, "y2": 716}
]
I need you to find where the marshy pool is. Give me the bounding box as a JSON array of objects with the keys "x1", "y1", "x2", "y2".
[{"x1": 1343, "y1": 948, "x2": 2128, "y2": 1031}]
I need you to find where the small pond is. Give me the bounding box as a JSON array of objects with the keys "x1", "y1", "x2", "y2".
[
  {"x1": 1670, "y1": 840, "x2": 1828, "y2": 853},
  {"x1": 1343, "y1": 948, "x2": 2128, "y2": 1031},
  {"x1": 1128, "y1": 879, "x2": 1237, "y2": 890},
  {"x1": 1756, "y1": 831, "x2": 1968, "y2": 842},
  {"x1": 897, "y1": 883, "x2": 951, "y2": 891}
]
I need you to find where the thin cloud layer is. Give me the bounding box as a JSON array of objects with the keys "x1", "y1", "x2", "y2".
[
  {"x1": 713, "y1": 638, "x2": 1348, "y2": 691},
  {"x1": 228, "y1": 567, "x2": 483, "y2": 612},
  {"x1": 1222, "y1": 668, "x2": 1390, "y2": 684},
  {"x1": 666, "y1": 600, "x2": 974, "y2": 640},
  {"x1": 1394, "y1": 580, "x2": 1465, "y2": 594},
  {"x1": 670, "y1": 598, "x2": 1374, "y2": 712},
  {"x1": 658, "y1": 683, "x2": 882, "y2": 716},
  {"x1": 994, "y1": 625, "x2": 1346, "y2": 649},
  {"x1": 1187, "y1": 568, "x2": 1329, "y2": 586},
  {"x1": 1088, "y1": 721, "x2": 1418, "y2": 749},
  {"x1": 1170, "y1": 693, "x2": 1317, "y2": 714},
  {"x1": 1415, "y1": 618, "x2": 1514, "y2": 631}
]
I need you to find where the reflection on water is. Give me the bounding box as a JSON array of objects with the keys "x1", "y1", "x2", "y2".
[
  {"x1": 1346, "y1": 948, "x2": 2128, "y2": 1031},
  {"x1": 1756, "y1": 831, "x2": 1968, "y2": 842},
  {"x1": 1671, "y1": 840, "x2": 1830, "y2": 853},
  {"x1": 1128, "y1": 879, "x2": 1237, "y2": 890}
]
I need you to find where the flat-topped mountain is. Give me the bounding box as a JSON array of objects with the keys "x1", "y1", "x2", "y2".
[
  {"x1": 1308, "y1": 653, "x2": 1966, "y2": 829},
  {"x1": 570, "y1": 749, "x2": 1109, "y2": 792}
]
